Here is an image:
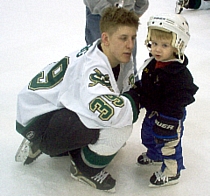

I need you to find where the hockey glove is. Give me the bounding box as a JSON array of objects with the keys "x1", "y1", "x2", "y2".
[
  {"x1": 122, "y1": 88, "x2": 140, "y2": 123},
  {"x1": 153, "y1": 114, "x2": 180, "y2": 144}
]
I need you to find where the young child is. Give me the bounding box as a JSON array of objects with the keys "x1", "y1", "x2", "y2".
[
  {"x1": 136, "y1": 13, "x2": 198, "y2": 187},
  {"x1": 175, "y1": 0, "x2": 210, "y2": 14}
]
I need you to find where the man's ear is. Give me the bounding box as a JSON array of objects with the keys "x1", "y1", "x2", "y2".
[{"x1": 101, "y1": 32, "x2": 110, "y2": 46}]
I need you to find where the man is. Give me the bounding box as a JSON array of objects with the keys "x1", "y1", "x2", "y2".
[
  {"x1": 83, "y1": 0, "x2": 149, "y2": 80},
  {"x1": 15, "y1": 7, "x2": 140, "y2": 192}
]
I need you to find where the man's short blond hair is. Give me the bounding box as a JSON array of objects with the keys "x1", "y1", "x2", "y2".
[{"x1": 100, "y1": 7, "x2": 139, "y2": 35}]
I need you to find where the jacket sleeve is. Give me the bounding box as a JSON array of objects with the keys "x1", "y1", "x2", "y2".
[
  {"x1": 83, "y1": 0, "x2": 112, "y2": 15},
  {"x1": 134, "y1": 0, "x2": 149, "y2": 16}
]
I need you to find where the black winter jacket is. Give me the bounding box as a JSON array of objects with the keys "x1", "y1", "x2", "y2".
[{"x1": 140, "y1": 56, "x2": 199, "y2": 119}]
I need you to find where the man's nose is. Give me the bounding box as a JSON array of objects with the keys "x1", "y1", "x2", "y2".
[{"x1": 126, "y1": 38, "x2": 135, "y2": 49}]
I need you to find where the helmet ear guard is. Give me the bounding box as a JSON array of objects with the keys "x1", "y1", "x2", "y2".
[{"x1": 145, "y1": 13, "x2": 190, "y2": 63}]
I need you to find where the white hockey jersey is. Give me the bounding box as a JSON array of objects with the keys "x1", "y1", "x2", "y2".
[{"x1": 16, "y1": 39, "x2": 135, "y2": 129}]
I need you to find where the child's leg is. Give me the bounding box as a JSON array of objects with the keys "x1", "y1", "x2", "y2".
[
  {"x1": 141, "y1": 111, "x2": 162, "y2": 161},
  {"x1": 161, "y1": 138, "x2": 185, "y2": 176},
  {"x1": 149, "y1": 111, "x2": 187, "y2": 187},
  {"x1": 159, "y1": 111, "x2": 186, "y2": 176},
  {"x1": 160, "y1": 116, "x2": 186, "y2": 176}
]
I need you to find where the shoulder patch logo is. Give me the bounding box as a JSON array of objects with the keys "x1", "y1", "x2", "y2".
[{"x1": 89, "y1": 68, "x2": 114, "y2": 92}]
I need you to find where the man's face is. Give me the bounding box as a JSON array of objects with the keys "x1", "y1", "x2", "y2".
[{"x1": 103, "y1": 26, "x2": 137, "y2": 68}]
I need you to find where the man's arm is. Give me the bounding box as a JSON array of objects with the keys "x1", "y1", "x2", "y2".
[{"x1": 83, "y1": 0, "x2": 112, "y2": 15}]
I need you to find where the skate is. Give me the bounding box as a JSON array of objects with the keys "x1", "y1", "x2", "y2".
[
  {"x1": 15, "y1": 138, "x2": 42, "y2": 165},
  {"x1": 149, "y1": 170, "x2": 180, "y2": 187},
  {"x1": 70, "y1": 158, "x2": 116, "y2": 192},
  {"x1": 137, "y1": 152, "x2": 162, "y2": 165},
  {"x1": 175, "y1": 0, "x2": 189, "y2": 14}
]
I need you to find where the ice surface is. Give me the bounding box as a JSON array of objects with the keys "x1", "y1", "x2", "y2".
[{"x1": 0, "y1": 0, "x2": 210, "y2": 195}]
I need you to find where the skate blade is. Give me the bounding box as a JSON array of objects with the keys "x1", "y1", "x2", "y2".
[
  {"x1": 70, "y1": 174, "x2": 116, "y2": 193},
  {"x1": 149, "y1": 179, "x2": 179, "y2": 187},
  {"x1": 15, "y1": 138, "x2": 30, "y2": 162},
  {"x1": 175, "y1": 1, "x2": 183, "y2": 14}
]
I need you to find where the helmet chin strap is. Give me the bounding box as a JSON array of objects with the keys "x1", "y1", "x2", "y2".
[{"x1": 177, "y1": 49, "x2": 185, "y2": 63}]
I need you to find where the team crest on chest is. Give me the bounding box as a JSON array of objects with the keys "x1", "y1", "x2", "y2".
[{"x1": 89, "y1": 68, "x2": 114, "y2": 92}]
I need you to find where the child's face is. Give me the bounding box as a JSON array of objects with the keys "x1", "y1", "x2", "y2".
[{"x1": 150, "y1": 36, "x2": 177, "y2": 62}]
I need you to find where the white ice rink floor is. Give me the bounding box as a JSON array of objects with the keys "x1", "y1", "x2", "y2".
[{"x1": 0, "y1": 1, "x2": 210, "y2": 195}]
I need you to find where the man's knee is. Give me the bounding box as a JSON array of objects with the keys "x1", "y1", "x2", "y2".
[
  {"x1": 88, "y1": 125, "x2": 132, "y2": 156},
  {"x1": 40, "y1": 109, "x2": 99, "y2": 156}
]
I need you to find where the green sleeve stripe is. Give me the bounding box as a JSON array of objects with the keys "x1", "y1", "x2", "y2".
[{"x1": 122, "y1": 93, "x2": 138, "y2": 123}]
